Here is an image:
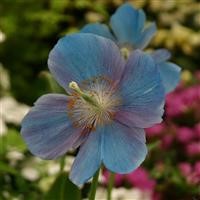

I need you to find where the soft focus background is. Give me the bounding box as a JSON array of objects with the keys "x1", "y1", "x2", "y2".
[{"x1": 0, "y1": 0, "x2": 200, "y2": 200}]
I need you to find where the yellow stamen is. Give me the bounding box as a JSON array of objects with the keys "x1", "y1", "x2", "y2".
[{"x1": 120, "y1": 47, "x2": 130, "y2": 60}]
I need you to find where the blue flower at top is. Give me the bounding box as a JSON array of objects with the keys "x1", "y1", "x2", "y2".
[
  {"x1": 81, "y1": 3, "x2": 181, "y2": 93},
  {"x1": 21, "y1": 33, "x2": 165, "y2": 186},
  {"x1": 81, "y1": 3, "x2": 156, "y2": 50}
]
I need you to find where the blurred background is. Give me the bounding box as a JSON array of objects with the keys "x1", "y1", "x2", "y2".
[{"x1": 0, "y1": 0, "x2": 200, "y2": 199}]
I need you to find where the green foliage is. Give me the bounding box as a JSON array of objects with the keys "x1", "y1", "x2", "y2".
[
  {"x1": 45, "y1": 172, "x2": 81, "y2": 200},
  {"x1": 0, "y1": 161, "x2": 18, "y2": 175},
  {"x1": 0, "y1": 129, "x2": 27, "y2": 155}
]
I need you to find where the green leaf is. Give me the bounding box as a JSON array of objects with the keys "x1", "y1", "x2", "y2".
[
  {"x1": 0, "y1": 161, "x2": 18, "y2": 175},
  {"x1": 0, "y1": 129, "x2": 27, "y2": 155},
  {"x1": 45, "y1": 172, "x2": 81, "y2": 200}
]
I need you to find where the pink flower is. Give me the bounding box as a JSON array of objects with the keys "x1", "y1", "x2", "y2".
[
  {"x1": 126, "y1": 167, "x2": 156, "y2": 191},
  {"x1": 102, "y1": 170, "x2": 124, "y2": 186},
  {"x1": 146, "y1": 123, "x2": 165, "y2": 137},
  {"x1": 190, "y1": 162, "x2": 200, "y2": 184},
  {"x1": 178, "y1": 162, "x2": 192, "y2": 177},
  {"x1": 166, "y1": 94, "x2": 185, "y2": 117},
  {"x1": 194, "y1": 123, "x2": 200, "y2": 139},
  {"x1": 194, "y1": 162, "x2": 200, "y2": 176},
  {"x1": 166, "y1": 85, "x2": 200, "y2": 117},
  {"x1": 161, "y1": 134, "x2": 174, "y2": 149},
  {"x1": 179, "y1": 162, "x2": 200, "y2": 184},
  {"x1": 176, "y1": 127, "x2": 194, "y2": 144},
  {"x1": 186, "y1": 142, "x2": 200, "y2": 156},
  {"x1": 181, "y1": 86, "x2": 199, "y2": 105}
]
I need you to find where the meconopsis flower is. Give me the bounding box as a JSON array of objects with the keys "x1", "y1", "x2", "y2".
[
  {"x1": 21, "y1": 33, "x2": 165, "y2": 186},
  {"x1": 81, "y1": 3, "x2": 181, "y2": 93}
]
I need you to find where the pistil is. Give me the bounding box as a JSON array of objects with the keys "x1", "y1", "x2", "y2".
[{"x1": 69, "y1": 81, "x2": 100, "y2": 108}]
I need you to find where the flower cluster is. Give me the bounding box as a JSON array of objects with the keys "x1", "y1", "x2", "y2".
[
  {"x1": 179, "y1": 162, "x2": 200, "y2": 185},
  {"x1": 147, "y1": 82, "x2": 200, "y2": 154},
  {"x1": 21, "y1": 3, "x2": 180, "y2": 186},
  {"x1": 146, "y1": 79, "x2": 200, "y2": 198},
  {"x1": 166, "y1": 84, "x2": 200, "y2": 118}
]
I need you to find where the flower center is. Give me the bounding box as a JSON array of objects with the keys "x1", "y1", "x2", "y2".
[{"x1": 67, "y1": 76, "x2": 121, "y2": 130}]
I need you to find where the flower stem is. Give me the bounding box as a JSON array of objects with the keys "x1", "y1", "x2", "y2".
[
  {"x1": 60, "y1": 157, "x2": 65, "y2": 172},
  {"x1": 107, "y1": 172, "x2": 115, "y2": 200},
  {"x1": 88, "y1": 168, "x2": 100, "y2": 200}
]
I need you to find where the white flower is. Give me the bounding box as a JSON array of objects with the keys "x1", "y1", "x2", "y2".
[
  {"x1": 95, "y1": 187, "x2": 151, "y2": 200},
  {"x1": 21, "y1": 167, "x2": 39, "y2": 181},
  {"x1": 0, "y1": 96, "x2": 30, "y2": 125}
]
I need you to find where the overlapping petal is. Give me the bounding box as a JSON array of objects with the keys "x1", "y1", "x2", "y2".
[
  {"x1": 116, "y1": 50, "x2": 165, "y2": 128},
  {"x1": 133, "y1": 23, "x2": 157, "y2": 49},
  {"x1": 102, "y1": 122, "x2": 147, "y2": 173},
  {"x1": 79, "y1": 4, "x2": 180, "y2": 94},
  {"x1": 158, "y1": 62, "x2": 181, "y2": 93},
  {"x1": 69, "y1": 121, "x2": 147, "y2": 185},
  {"x1": 48, "y1": 33, "x2": 125, "y2": 90},
  {"x1": 151, "y1": 49, "x2": 171, "y2": 63},
  {"x1": 151, "y1": 49, "x2": 181, "y2": 93},
  {"x1": 21, "y1": 94, "x2": 85, "y2": 159},
  {"x1": 69, "y1": 127, "x2": 102, "y2": 186},
  {"x1": 110, "y1": 3, "x2": 146, "y2": 46},
  {"x1": 81, "y1": 23, "x2": 115, "y2": 41}
]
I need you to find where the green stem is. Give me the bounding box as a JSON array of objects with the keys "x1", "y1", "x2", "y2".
[
  {"x1": 107, "y1": 172, "x2": 115, "y2": 200},
  {"x1": 60, "y1": 157, "x2": 65, "y2": 172},
  {"x1": 60, "y1": 176, "x2": 65, "y2": 200},
  {"x1": 88, "y1": 168, "x2": 100, "y2": 200}
]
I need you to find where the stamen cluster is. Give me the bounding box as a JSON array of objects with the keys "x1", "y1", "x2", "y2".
[{"x1": 67, "y1": 77, "x2": 121, "y2": 130}]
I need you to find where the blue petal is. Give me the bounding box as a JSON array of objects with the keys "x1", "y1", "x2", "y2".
[
  {"x1": 151, "y1": 49, "x2": 171, "y2": 63},
  {"x1": 81, "y1": 23, "x2": 116, "y2": 41},
  {"x1": 21, "y1": 94, "x2": 84, "y2": 159},
  {"x1": 48, "y1": 33, "x2": 125, "y2": 90},
  {"x1": 158, "y1": 62, "x2": 181, "y2": 93},
  {"x1": 102, "y1": 121, "x2": 147, "y2": 173},
  {"x1": 117, "y1": 50, "x2": 165, "y2": 128},
  {"x1": 110, "y1": 3, "x2": 146, "y2": 46},
  {"x1": 110, "y1": 3, "x2": 146, "y2": 45},
  {"x1": 69, "y1": 128, "x2": 102, "y2": 186},
  {"x1": 134, "y1": 23, "x2": 157, "y2": 49}
]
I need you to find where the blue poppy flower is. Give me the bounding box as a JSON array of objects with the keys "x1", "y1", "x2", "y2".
[
  {"x1": 21, "y1": 33, "x2": 165, "y2": 186},
  {"x1": 81, "y1": 3, "x2": 156, "y2": 50},
  {"x1": 81, "y1": 3, "x2": 181, "y2": 93}
]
